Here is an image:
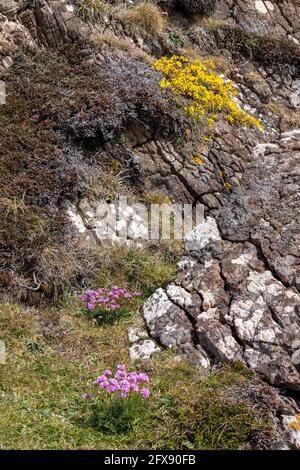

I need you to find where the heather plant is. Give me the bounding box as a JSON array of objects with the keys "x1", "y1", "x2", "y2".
[
  {"x1": 84, "y1": 364, "x2": 150, "y2": 433},
  {"x1": 153, "y1": 55, "x2": 263, "y2": 131}
]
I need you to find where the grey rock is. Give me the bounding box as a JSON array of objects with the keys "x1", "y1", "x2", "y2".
[
  {"x1": 142, "y1": 288, "x2": 210, "y2": 368},
  {"x1": 143, "y1": 211, "x2": 300, "y2": 389},
  {"x1": 184, "y1": 217, "x2": 221, "y2": 255},
  {"x1": 128, "y1": 326, "x2": 160, "y2": 362}
]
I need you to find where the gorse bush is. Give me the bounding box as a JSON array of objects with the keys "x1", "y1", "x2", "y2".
[{"x1": 153, "y1": 55, "x2": 263, "y2": 131}]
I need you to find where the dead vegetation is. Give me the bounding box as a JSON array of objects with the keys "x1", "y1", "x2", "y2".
[
  {"x1": 244, "y1": 71, "x2": 265, "y2": 83},
  {"x1": 266, "y1": 100, "x2": 300, "y2": 127},
  {"x1": 196, "y1": 15, "x2": 232, "y2": 29},
  {"x1": 91, "y1": 33, "x2": 153, "y2": 63},
  {"x1": 75, "y1": 0, "x2": 110, "y2": 23},
  {"x1": 119, "y1": 2, "x2": 167, "y2": 38}
]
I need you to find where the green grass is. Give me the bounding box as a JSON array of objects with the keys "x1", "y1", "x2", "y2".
[
  {"x1": 94, "y1": 244, "x2": 179, "y2": 301},
  {"x1": 75, "y1": 0, "x2": 106, "y2": 24},
  {"x1": 0, "y1": 301, "x2": 274, "y2": 449},
  {"x1": 84, "y1": 306, "x2": 134, "y2": 326}
]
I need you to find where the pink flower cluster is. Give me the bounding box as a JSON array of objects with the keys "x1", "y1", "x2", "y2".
[
  {"x1": 79, "y1": 286, "x2": 141, "y2": 312},
  {"x1": 91, "y1": 364, "x2": 150, "y2": 399}
]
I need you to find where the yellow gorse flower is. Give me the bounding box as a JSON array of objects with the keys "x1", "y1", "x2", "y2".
[
  {"x1": 191, "y1": 156, "x2": 203, "y2": 165},
  {"x1": 153, "y1": 55, "x2": 263, "y2": 131},
  {"x1": 288, "y1": 413, "x2": 300, "y2": 432}
]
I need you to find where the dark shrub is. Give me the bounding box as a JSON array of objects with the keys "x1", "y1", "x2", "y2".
[
  {"x1": 0, "y1": 41, "x2": 190, "y2": 303},
  {"x1": 158, "y1": 0, "x2": 215, "y2": 16},
  {"x1": 179, "y1": 0, "x2": 215, "y2": 15},
  {"x1": 213, "y1": 26, "x2": 300, "y2": 67}
]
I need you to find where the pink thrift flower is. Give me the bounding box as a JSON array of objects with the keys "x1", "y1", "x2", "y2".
[
  {"x1": 140, "y1": 388, "x2": 150, "y2": 398},
  {"x1": 99, "y1": 380, "x2": 109, "y2": 389},
  {"x1": 115, "y1": 370, "x2": 127, "y2": 379},
  {"x1": 88, "y1": 366, "x2": 150, "y2": 400},
  {"x1": 137, "y1": 372, "x2": 149, "y2": 382},
  {"x1": 97, "y1": 375, "x2": 106, "y2": 382},
  {"x1": 131, "y1": 383, "x2": 139, "y2": 392}
]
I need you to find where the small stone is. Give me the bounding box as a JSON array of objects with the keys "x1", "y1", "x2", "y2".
[{"x1": 129, "y1": 340, "x2": 160, "y2": 362}]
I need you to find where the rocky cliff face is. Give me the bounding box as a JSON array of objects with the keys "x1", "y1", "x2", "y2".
[
  {"x1": 0, "y1": 0, "x2": 79, "y2": 66},
  {"x1": 142, "y1": 129, "x2": 300, "y2": 388},
  {"x1": 0, "y1": 0, "x2": 299, "y2": 449}
]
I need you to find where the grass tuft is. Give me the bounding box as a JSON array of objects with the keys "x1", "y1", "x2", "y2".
[
  {"x1": 92, "y1": 33, "x2": 153, "y2": 64},
  {"x1": 75, "y1": 0, "x2": 108, "y2": 23},
  {"x1": 93, "y1": 243, "x2": 178, "y2": 300},
  {"x1": 121, "y1": 3, "x2": 166, "y2": 38}
]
